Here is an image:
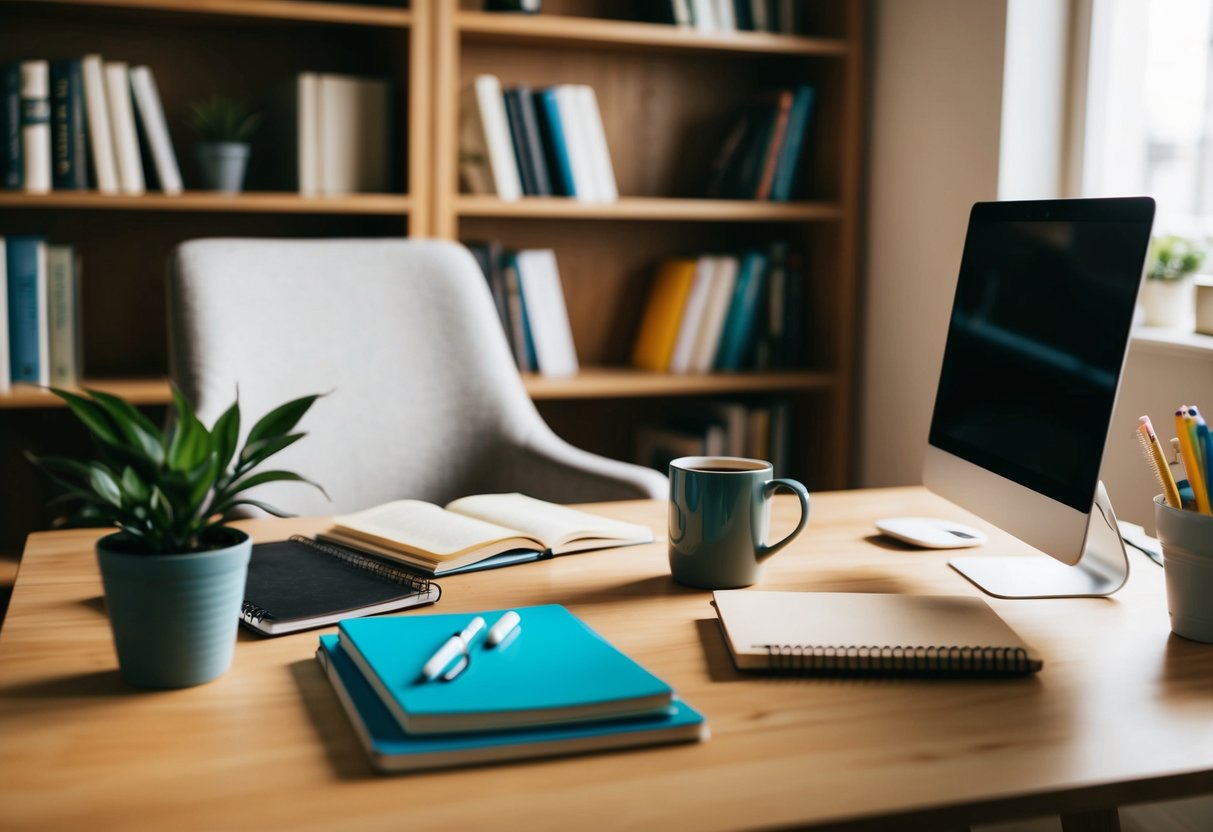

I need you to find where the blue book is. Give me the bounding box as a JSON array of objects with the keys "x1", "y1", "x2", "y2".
[
  {"x1": 317, "y1": 635, "x2": 706, "y2": 772},
  {"x1": 6, "y1": 235, "x2": 48, "y2": 384},
  {"x1": 338, "y1": 605, "x2": 675, "y2": 734},
  {"x1": 1, "y1": 63, "x2": 20, "y2": 190},
  {"x1": 713, "y1": 251, "x2": 768, "y2": 371},
  {"x1": 50, "y1": 60, "x2": 87, "y2": 190},
  {"x1": 769, "y1": 85, "x2": 816, "y2": 202},
  {"x1": 536, "y1": 88, "x2": 575, "y2": 197}
]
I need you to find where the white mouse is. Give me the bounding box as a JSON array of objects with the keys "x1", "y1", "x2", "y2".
[{"x1": 874, "y1": 517, "x2": 987, "y2": 549}]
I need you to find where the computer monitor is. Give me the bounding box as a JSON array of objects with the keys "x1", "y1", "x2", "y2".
[{"x1": 923, "y1": 196, "x2": 1155, "y2": 598}]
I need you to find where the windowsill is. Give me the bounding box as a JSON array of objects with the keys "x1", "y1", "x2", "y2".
[{"x1": 1131, "y1": 326, "x2": 1213, "y2": 357}]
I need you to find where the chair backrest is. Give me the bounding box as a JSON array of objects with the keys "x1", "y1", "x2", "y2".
[{"x1": 167, "y1": 238, "x2": 601, "y2": 514}]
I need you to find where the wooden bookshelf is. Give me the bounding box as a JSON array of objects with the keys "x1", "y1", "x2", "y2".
[
  {"x1": 454, "y1": 195, "x2": 844, "y2": 222},
  {"x1": 0, "y1": 191, "x2": 414, "y2": 214},
  {"x1": 15, "y1": 0, "x2": 415, "y2": 27}
]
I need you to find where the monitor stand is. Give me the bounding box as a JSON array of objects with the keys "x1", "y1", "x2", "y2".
[{"x1": 948, "y1": 482, "x2": 1129, "y2": 599}]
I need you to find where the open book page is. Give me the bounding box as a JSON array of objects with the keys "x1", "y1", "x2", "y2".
[
  {"x1": 326, "y1": 500, "x2": 543, "y2": 562},
  {"x1": 444, "y1": 493, "x2": 654, "y2": 554}
]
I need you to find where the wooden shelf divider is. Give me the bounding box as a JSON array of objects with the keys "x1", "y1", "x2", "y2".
[
  {"x1": 0, "y1": 192, "x2": 413, "y2": 215},
  {"x1": 21, "y1": 0, "x2": 413, "y2": 27},
  {"x1": 454, "y1": 195, "x2": 843, "y2": 222}
]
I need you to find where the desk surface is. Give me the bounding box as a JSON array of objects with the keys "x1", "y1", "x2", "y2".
[{"x1": 1, "y1": 487, "x2": 1212, "y2": 831}]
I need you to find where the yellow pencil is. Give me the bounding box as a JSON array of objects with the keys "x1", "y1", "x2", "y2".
[
  {"x1": 1176, "y1": 406, "x2": 1212, "y2": 515},
  {"x1": 1138, "y1": 416, "x2": 1182, "y2": 508}
]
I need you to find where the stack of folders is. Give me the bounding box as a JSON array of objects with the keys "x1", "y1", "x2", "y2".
[{"x1": 316, "y1": 605, "x2": 708, "y2": 772}]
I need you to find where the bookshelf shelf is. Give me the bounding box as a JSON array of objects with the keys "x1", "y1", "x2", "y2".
[
  {"x1": 456, "y1": 11, "x2": 848, "y2": 57},
  {"x1": 454, "y1": 196, "x2": 843, "y2": 222},
  {"x1": 524, "y1": 368, "x2": 838, "y2": 400},
  {"x1": 0, "y1": 192, "x2": 414, "y2": 215},
  {"x1": 19, "y1": 0, "x2": 414, "y2": 27},
  {"x1": 0, "y1": 379, "x2": 172, "y2": 410}
]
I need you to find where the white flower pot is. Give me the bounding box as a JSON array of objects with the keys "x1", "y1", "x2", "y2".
[{"x1": 1140, "y1": 277, "x2": 1193, "y2": 328}]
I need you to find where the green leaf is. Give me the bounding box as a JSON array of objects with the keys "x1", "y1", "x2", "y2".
[
  {"x1": 52, "y1": 389, "x2": 123, "y2": 447},
  {"x1": 85, "y1": 389, "x2": 165, "y2": 467},
  {"x1": 222, "y1": 469, "x2": 328, "y2": 501},
  {"x1": 166, "y1": 387, "x2": 212, "y2": 473},
  {"x1": 210, "y1": 400, "x2": 241, "y2": 472},
  {"x1": 26, "y1": 453, "x2": 95, "y2": 486},
  {"x1": 120, "y1": 467, "x2": 150, "y2": 505},
  {"x1": 246, "y1": 394, "x2": 321, "y2": 446},
  {"x1": 187, "y1": 453, "x2": 220, "y2": 515},
  {"x1": 87, "y1": 464, "x2": 122, "y2": 507},
  {"x1": 210, "y1": 497, "x2": 297, "y2": 520},
  {"x1": 237, "y1": 433, "x2": 305, "y2": 471}
]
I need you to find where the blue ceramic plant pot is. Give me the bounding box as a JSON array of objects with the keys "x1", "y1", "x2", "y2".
[{"x1": 96, "y1": 529, "x2": 251, "y2": 689}]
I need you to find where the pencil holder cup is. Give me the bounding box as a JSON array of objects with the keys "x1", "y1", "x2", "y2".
[{"x1": 1154, "y1": 496, "x2": 1213, "y2": 643}]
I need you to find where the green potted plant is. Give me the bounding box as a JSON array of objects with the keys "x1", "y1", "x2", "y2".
[
  {"x1": 28, "y1": 386, "x2": 324, "y2": 689},
  {"x1": 1143, "y1": 234, "x2": 1207, "y2": 327},
  {"x1": 188, "y1": 95, "x2": 263, "y2": 193}
]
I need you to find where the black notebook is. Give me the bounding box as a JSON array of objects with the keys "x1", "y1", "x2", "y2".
[{"x1": 240, "y1": 536, "x2": 441, "y2": 637}]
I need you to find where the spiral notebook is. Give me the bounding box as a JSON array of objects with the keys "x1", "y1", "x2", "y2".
[
  {"x1": 241, "y1": 536, "x2": 440, "y2": 636},
  {"x1": 712, "y1": 591, "x2": 1043, "y2": 676}
]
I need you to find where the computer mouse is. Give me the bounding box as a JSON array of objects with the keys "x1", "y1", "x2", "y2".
[{"x1": 874, "y1": 517, "x2": 988, "y2": 549}]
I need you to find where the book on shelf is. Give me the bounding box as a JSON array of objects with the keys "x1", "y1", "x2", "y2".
[
  {"x1": 714, "y1": 250, "x2": 768, "y2": 371},
  {"x1": 466, "y1": 240, "x2": 511, "y2": 337},
  {"x1": 668, "y1": 257, "x2": 717, "y2": 373},
  {"x1": 239, "y1": 536, "x2": 440, "y2": 637},
  {"x1": 103, "y1": 61, "x2": 144, "y2": 195},
  {"x1": 129, "y1": 66, "x2": 182, "y2": 195},
  {"x1": 713, "y1": 591, "x2": 1044, "y2": 676},
  {"x1": 19, "y1": 60, "x2": 51, "y2": 194},
  {"x1": 81, "y1": 54, "x2": 119, "y2": 194},
  {"x1": 690, "y1": 255, "x2": 738, "y2": 372},
  {"x1": 339, "y1": 605, "x2": 677, "y2": 734},
  {"x1": 460, "y1": 74, "x2": 522, "y2": 201},
  {"x1": 705, "y1": 84, "x2": 815, "y2": 202},
  {"x1": 484, "y1": 0, "x2": 541, "y2": 11},
  {"x1": 50, "y1": 60, "x2": 88, "y2": 191},
  {"x1": 503, "y1": 86, "x2": 552, "y2": 196},
  {"x1": 5, "y1": 235, "x2": 49, "y2": 386},
  {"x1": 2, "y1": 64, "x2": 20, "y2": 190},
  {"x1": 514, "y1": 249, "x2": 578, "y2": 377},
  {"x1": 316, "y1": 633, "x2": 706, "y2": 773},
  {"x1": 770, "y1": 85, "x2": 816, "y2": 201},
  {"x1": 0, "y1": 237, "x2": 8, "y2": 392},
  {"x1": 635, "y1": 397, "x2": 791, "y2": 473},
  {"x1": 45, "y1": 244, "x2": 81, "y2": 387},
  {"x1": 499, "y1": 250, "x2": 537, "y2": 371},
  {"x1": 534, "y1": 87, "x2": 575, "y2": 197},
  {"x1": 316, "y1": 492, "x2": 654, "y2": 577},
  {"x1": 296, "y1": 72, "x2": 391, "y2": 195},
  {"x1": 635, "y1": 419, "x2": 727, "y2": 472},
  {"x1": 631, "y1": 257, "x2": 696, "y2": 373}
]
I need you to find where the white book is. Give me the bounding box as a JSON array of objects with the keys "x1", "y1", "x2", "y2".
[
  {"x1": 553, "y1": 84, "x2": 598, "y2": 202},
  {"x1": 515, "y1": 249, "x2": 579, "y2": 378},
  {"x1": 707, "y1": 400, "x2": 749, "y2": 457},
  {"x1": 318, "y1": 74, "x2": 390, "y2": 195},
  {"x1": 713, "y1": 0, "x2": 737, "y2": 31},
  {"x1": 690, "y1": 255, "x2": 738, "y2": 373},
  {"x1": 575, "y1": 85, "x2": 618, "y2": 203},
  {"x1": 690, "y1": 0, "x2": 718, "y2": 31},
  {"x1": 671, "y1": 0, "x2": 693, "y2": 26},
  {"x1": 46, "y1": 244, "x2": 80, "y2": 387},
  {"x1": 668, "y1": 256, "x2": 716, "y2": 374},
  {"x1": 471, "y1": 75, "x2": 521, "y2": 202},
  {"x1": 81, "y1": 55, "x2": 119, "y2": 194},
  {"x1": 297, "y1": 73, "x2": 320, "y2": 195},
  {"x1": 128, "y1": 66, "x2": 182, "y2": 195},
  {"x1": 0, "y1": 237, "x2": 9, "y2": 393},
  {"x1": 103, "y1": 62, "x2": 144, "y2": 195},
  {"x1": 19, "y1": 61, "x2": 51, "y2": 193}
]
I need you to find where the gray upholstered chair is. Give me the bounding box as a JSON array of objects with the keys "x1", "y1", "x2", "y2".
[{"x1": 167, "y1": 238, "x2": 667, "y2": 516}]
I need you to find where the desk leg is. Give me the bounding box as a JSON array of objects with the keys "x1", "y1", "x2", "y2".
[{"x1": 1060, "y1": 809, "x2": 1121, "y2": 832}]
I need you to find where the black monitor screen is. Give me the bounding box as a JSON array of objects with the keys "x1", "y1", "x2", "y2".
[{"x1": 928, "y1": 198, "x2": 1155, "y2": 512}]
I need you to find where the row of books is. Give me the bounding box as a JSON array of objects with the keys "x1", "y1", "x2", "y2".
[
  {"x1": 316, "y1": 605, "x2": 706, "y2": 772},
  {"x1": 636, "y1": 399, "x2": 792, "y2": 477},
  {"x1": 652, "y1": 0, "x2": 813, "y2": 34},
  {"x1": 704, "y1": 84, "x2": 815, "y2": 201},
  {"x1": 296, "y1": 72, "x2": 392, "y2": 196},
  {"x1": 2, "y1": 58, "x2": 181, "y2": 195},
  {"x1": 1, "y1": 235, "x2": 83, "y2": 393},
  {"x1": 466, "y1": 242, "x2": 578, "y2": 377},
  {"x1": 460, "y1": 74, "x2": 618, "y2": 202},
  {"x1": 631, "y1": 243, "x2": 804, "y2": 375}
]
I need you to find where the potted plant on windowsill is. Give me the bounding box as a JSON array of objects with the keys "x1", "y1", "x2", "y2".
[
  {"x1": 188, "y1": 95, "x2": 263, "y2": 193},
  {"x1": 1142, "y1": 234, "x2": 1207, "y2": 328},
  {"x1": 28, "y1": 387, "x2": 324, "y2": 689}
]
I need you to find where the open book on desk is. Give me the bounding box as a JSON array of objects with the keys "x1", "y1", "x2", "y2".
[{"x1": 316, "y1": 493, "x2": 654, "y2": 577}]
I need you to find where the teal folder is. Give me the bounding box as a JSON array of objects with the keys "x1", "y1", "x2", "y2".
[
  {"x1": 338, "y1": 605, "x2": 674, "y2": 734},
  {"x1": 317, "y1": 635, "x2": 707, "y2": 773}
]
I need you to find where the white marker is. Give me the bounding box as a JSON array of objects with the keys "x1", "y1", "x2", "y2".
[
  {"x1": 421, "y1": 616, "x2": 485, "y2": 681},
  {"x1": 485, "y1": 610, "x2": 521, "y2": 647}
]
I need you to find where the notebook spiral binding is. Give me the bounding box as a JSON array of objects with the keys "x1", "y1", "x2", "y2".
[
  {"x1": 287, "y1": 534, "x2": 434, "y2": 593},
  {"x1": 760, "y1": 643, "x2": 1035, "y2": 675},
  {"x1": 242, "y1": 601, "x2": 272, "y2": 624}
]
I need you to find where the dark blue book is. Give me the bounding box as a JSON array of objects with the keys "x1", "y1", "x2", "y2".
[
  {"x1": 714, "y1": 251, "x2": 769, "y2": 370},
  {"x1": 6, "y1": 235, "x2": 48, "y2": 384},
  {"x1": 316, "y1": 633, "x2": 706, "y2": 773},
  {"x1": 502, "y1": 88, "x2": 540, "y2": 196},
  {"x1": 512, "y1": 86, "x2": 552, "y2": 196},
  {"x1": 769, "y1": 84, "x2": 816, "y2": 201},
  {"x1": 2, "y1": 64, "x2": 21, "y2": 190},
  {"x1": 501, "y1": 251, "x2": 537, "y2": 371},
  {"x1": 536, "y1": 87, "x2": 575, "y2": 196},
  {"x1": 50, "y1": 60, "x2": 88, "y2": 191}
]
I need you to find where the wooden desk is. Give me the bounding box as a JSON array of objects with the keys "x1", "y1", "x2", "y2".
[{"x1": 1, "y1": 487, "x2": 1211, "y2": 831}]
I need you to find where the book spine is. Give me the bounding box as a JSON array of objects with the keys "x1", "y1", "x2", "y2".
[
  {"x1": 6, "y1": 235, "x2": 49, "y2": 385},
  {"x1": 770, "y1": 85, "x2": 815, "y2": 201},
  {"x1": 501, "y1": 251, "x2": 531, "y2": 371},
  {"x1": 50, "y1": 60, "x2": 88, "y2": 191},
  {"x1": 536, "y1": 88, "x2": 575, "y2": 197},
  {"x1": 46, "y1": 244, "x2": 80, "y2": 387},
  {"x1": 103, "y1": 62, "x2": 145, "y2": 195},
  {"x1": 553, "y1": 85, "x2": 597, "y2": 201},
  {"x1": 128, "y1": 66, "x2": 183, "y2": 194},
  {"x1": 515, "y1": 87, "x2": 553, "y2": 196},
  {"x1": 19, "y1": 60, "x2": 51, "y2": 193},
  {"x1": 81, "y1": 54, "x2": 119, "y2": 194},
  {"x1": 3, "y1": 64, "x2": 23, "y2": 190},
  {"x1": 0, "y1": 236, "x2": 9, "y2": 392},
  {"x1": 503, "y1": 87, "x2": 539, "y2": 196},
  {"x1": 577, "y1": 86, "x2": 618, "y2": 202},
  {"x1": 297, "y1": 73, "x2": 319, "y2": 196},
  {"x1": 753, "y1": 91, "x2": 792, "y2": 200},
  {"x1": 474, "y1": 74, "x2": 522, "y2": 201},
  {"x1": 714, "y1": 251, "x2": 768, "y2": 371}
]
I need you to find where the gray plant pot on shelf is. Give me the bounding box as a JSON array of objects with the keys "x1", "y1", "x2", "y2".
[
  {"x1": 96, "y1": 528, "x2": 251, "y2": 689},
  {"x1": 195, "y1": 141, "x2": 251, "y2": 193}
]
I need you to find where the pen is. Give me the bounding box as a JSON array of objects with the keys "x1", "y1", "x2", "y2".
[
  {"x1": 486, "y1": 610, "x2": 521, "y2": 647},
  {"x1": 1191, "y1": 405, "x2": 1213, "y2": 496},
  {"x1": 1137, "y1": 416, "x2": 1181, "y2": 509},
  {"x1": 421, "y1": 616, "x2": 485, "y2": 681},
  {"x1": 1176, "y1": 407, "x2": 1212, "y2": 515}
]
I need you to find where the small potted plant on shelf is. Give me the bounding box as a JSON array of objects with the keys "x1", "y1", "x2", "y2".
[
  {"x1": 28, "y1": 386, "x2": 325, "y2": 689},
  {"x1": 1143, "y1": 234, "x2": 1208, "y2": 327},
  {"x1": 188, "y1": 95, "x2": 263, "y2": 193}
]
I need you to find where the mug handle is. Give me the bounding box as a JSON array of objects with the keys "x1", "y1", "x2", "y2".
[{"x1": 756, "y1": 478, "x2": 810, "y2": 561}]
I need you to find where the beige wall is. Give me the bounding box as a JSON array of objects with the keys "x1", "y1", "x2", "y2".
[{"x1": 859, "y1": 0, "x2": 1008, "y2": 487}]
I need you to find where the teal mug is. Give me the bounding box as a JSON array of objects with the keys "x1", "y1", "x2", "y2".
[{"x1": 668, "y1": 456, "x2": 810, "y2": 589}]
